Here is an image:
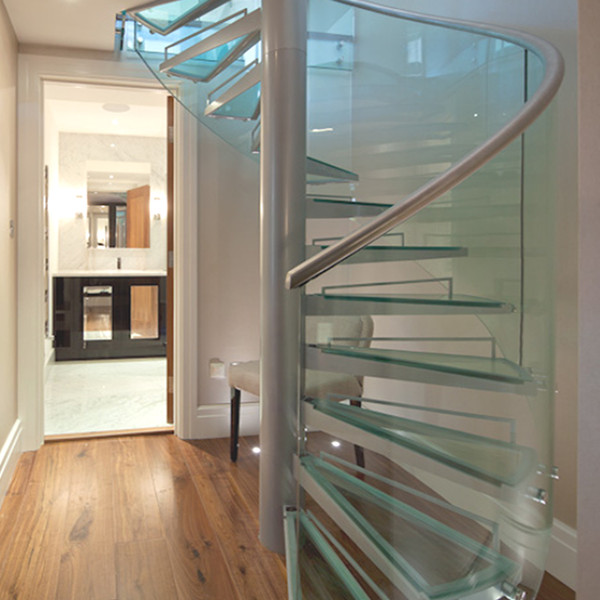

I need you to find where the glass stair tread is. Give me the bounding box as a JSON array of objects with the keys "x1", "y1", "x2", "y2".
[
  {"x1": 206, "y1": 81, "x2": 260, "y2": 119},
  {"x1": 315, "y1": 345, "x2": 532, "y2": 385},
  {"x1": 245, "y1": 155, "x2": 358, "y2": 184},
  {"x1": 299, "y1": 455, "x2": 520, "y2": 600},
  {"x1": 318, "y1": 293, "x2": 512, "y2": 309},
  {"x1": 128, "y1": 0, "x2": 229, "y2": 35},
  {"x1": 307, "y1": 397, "x2": 536, "y2": 486},
  {"x1": 305, "y1": 293, "x2": 514, "y2": 316},
  {"x1": 160, "y1": 10, "x2": 261, "y2": 83},
  {"x1": 306, "y1": 195, "x2": 392, "y2": 218},
  {"x1": 307, "y1": 156, "x2": 359, "y2": 183},
  {"x1": 306, "y1": 245, "x2": 468, "y2": 263},
  {"x1": 285, "y1": 509, "x2": 375, "y2": 599}
]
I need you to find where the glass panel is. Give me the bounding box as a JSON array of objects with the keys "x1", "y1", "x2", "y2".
[
  {"x1": 83, "y1": 286, "x2": 113, "y2": 341},
  {"x1": 307, "y1": 2, "x2": 355, "y2": 70},
  {"x1": 130, "y1": 285, "x2": 159, "y2": 339}
]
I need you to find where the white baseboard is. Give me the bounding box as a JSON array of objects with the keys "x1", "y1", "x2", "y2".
[
  {"x1": 0, "y1": 419, "x2": 23, "y2": 506},
  {"x1": 191, "y1": 401, "x2": 260, "y2": 440},
  {"x1": 546, "y1": 519, "x2": 577, "y2": 590}
]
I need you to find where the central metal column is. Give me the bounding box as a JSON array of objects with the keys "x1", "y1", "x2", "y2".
[{"x1": 259, "y1": 0, "x2": 307, "y2": 553}]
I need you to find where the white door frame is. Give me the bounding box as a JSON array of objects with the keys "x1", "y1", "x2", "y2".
[{"x1": 17, "y1": 51, "x2": 199, "y2": 450}]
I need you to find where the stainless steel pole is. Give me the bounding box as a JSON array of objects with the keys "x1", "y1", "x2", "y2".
[{"x1": 259, "y1": 0, "x2": 307, "y2": 553}]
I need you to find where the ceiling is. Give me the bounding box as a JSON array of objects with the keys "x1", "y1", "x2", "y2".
[
  {"x1": 3, "y1": 0, "x2": 132, "y2": 51},
  {"x1": 45, "y1": 81, "x2": 168, "y2": 138}
]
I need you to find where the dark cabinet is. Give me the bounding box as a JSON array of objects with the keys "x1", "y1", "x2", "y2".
[{"x1": 53, "y1": 276, "x2": 166, "y2": 361}]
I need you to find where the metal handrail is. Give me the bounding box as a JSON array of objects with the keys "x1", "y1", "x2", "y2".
[{"x1": 286, "y1": 0, "x2": 564, "y2": 289}]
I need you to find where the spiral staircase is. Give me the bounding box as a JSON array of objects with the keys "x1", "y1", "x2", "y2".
[{"x1": 121, "y1": 1, "x2": 563, "y2": 598}]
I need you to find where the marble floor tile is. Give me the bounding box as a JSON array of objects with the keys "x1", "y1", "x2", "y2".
[{"x1": 44, "y1": 357, "x2": 169, "y2": 435}]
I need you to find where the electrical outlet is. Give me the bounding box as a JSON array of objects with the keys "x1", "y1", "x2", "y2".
[{"x1": 209, "y1": 358, "x2": 226, "y2": 379}]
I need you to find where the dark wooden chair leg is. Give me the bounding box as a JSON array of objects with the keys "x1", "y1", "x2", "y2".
[
  {"x1": 350, "y1": 399, "x2": 365, "y2": 469},
  {"x1": 230, "y1": 387, "x2": 241, "y2": 462}
]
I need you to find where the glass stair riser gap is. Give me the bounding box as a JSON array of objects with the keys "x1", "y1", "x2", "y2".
[
  {"x1": 204, "y1": 59, "x2": 262, "y2": 119},
  {"x1": 207, "y1": 82, "x2": 261, "y2": 120},
  {"x1": 302, "y1": 406, "x2": 517, "y2": 502},
  {"x1": 205, "y1": 62, "x2": 261, "y2": 120},
  {"x1": 249, "y1": 132, "x2": 360, "y2": 181},
  {"x1": 305, "y1": 346, "x2": 536, "y2": 396},
  {"x1": 298, "y1": 455, "x2": 521, "y2": 600},
  {"x1": 304, "y1": 398, "x2": 537, "y2": 488},
  {"x1": 166, "y1": 34, "x2": 260, "y2": 84}
]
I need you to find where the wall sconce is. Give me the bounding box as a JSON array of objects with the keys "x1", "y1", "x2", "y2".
[
  {"x1": 152, "y1": 196, "x2": 167, "y2": 220},
  {"x1": 74, "y1": 194, "x2": 86, "y2": 219}
]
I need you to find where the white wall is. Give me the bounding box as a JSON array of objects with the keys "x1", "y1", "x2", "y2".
[
  {"x1": 0, "y1": 0, "x2": 21, "y2": 501},
  {"x1": 577, "y1": 2, "x2": 600, "y2": 597},
  {"x1": 192, "y1": 123, "x2": 261, "y2": 437}
]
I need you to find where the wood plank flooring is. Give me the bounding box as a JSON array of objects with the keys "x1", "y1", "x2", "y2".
[
  {"x1": 0, "y1": 434, "x2": 575, "y2": 600},
  {"x1": 0, "y1": 434, "x2": 286, "y2": 600}
]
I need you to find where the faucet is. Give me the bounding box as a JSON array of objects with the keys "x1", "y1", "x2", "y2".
[{"x1": 117, "y1": 257, "x2": 122, "y2": 270}]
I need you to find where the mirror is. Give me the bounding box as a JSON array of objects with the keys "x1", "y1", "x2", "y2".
[{"x1": 87, "y1": 166, "x2": 151, "y2": 249}]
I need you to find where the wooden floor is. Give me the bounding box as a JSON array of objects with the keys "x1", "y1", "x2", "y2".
[
  {"x1": 0, "y1": 434, "x2": 286, "y2": 600},
  {"x1": 0, "y1": 434, "x2": 574, "y2": 600}
]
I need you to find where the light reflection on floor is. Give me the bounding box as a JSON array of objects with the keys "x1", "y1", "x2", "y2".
[{"x1": 44, "y1": 357, "x2": 169, "y2": 435}]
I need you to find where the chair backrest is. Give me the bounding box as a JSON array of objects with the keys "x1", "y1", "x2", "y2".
[{"x1": 306, "y1": 315, "x2": 374, "y2": 348}]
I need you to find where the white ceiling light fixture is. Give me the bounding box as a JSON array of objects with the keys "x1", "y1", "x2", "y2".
[{"x1": 102, "y1": 103, "x2": 131, "y2": 113}]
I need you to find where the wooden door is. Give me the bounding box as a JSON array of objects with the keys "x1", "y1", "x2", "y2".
[{"x1": 126, "y1": 184, "x2": 150, "y2": 248}]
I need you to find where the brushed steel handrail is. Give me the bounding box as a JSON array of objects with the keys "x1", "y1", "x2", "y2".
[{"x1": 286, "y1": 0, "x2": 564, "y2": 289}]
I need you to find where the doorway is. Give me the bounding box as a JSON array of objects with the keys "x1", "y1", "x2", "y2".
[{"x1": 43, "y1": 81, "x2": 174, "y2": 437}]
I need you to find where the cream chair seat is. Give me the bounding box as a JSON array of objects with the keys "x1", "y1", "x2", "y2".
[{"x1": 228, "y1": 315, "x2": 374, "y2": 462}]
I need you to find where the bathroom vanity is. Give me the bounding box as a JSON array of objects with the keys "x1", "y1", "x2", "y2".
[{"x1": 53, "y1": 272, "x2": 166, "y2": 361}]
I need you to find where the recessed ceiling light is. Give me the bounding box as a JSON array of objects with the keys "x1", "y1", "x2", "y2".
[{"x1": 103, "y1": 103, "x2": 130, "y2": 113}]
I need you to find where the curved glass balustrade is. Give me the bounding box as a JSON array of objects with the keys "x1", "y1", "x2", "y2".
[{"x1": 298, "y1": 1, "x2": 558, "y2": 598}]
